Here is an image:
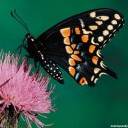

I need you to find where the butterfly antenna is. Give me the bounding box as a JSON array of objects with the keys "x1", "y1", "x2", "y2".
[{"x1": 10, "y1": 9, "x2": 30, "y2": 33}]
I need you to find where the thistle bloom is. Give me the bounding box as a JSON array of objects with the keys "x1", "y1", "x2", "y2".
[{"x1": 0, "y1": 52, "x2": 52, "y2": 128}]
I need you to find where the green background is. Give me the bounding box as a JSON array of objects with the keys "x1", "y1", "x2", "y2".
[{"x1": 0, "y1": 0, "x2": 128, "y2": 128}]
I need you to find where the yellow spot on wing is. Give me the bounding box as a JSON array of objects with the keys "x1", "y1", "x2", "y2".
[
  {"x1": 69, "y1": 58, "x2": 76, "y2": 66},
  {"x1": 79, "y1": 77, "x2": 88, "y2": 85},
  {"x1": 89, "y1": 25, "x2": 98, "y2": 30},
  {"x1": 95, "y1": 21, "x2": 103, "y2": 25},
  {"x1": 60, "y1": 28, "x2": 71, "y2": 37},
  {"x1": 74, "y1": 50, "x2": 79, "y2": 54},
  {"x1": 71, "y1": 54, "x2": 82, "y2": 61},
  {"x1": 64, "y1": 37, "x2": 70, "y2": 45},
  {"x1": 71, "y1": 44, "x2": 76, "y2": 49},
  {"x1": 69, "y1": 66, "x2": 76, "y2": 77},
  {"x1": 90, "y1": 12, "x2": 96, "y2": 18},
  {"x1": 65, "y1": 46, "x2": 73, "y2": 54},
  {"x1": 75, "y1": 27, "x2": 81, "y2": 34},
  {"x1": 81, "y1": 35, "x2": 89, "y2": 43},
  {"x1": 89, "y1": 45, "x2": 96, "y2": 53},
  {"x1": 94, "y1": 68, "x2": 101, "y2": 74}
]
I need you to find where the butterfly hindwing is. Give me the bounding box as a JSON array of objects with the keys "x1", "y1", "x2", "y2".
[
  {"x1": 58, "y1": 27, "x2": 110, "y2": 86},
  {"x1": 37, "y1": 8, "x2": 124, "y2": 86}
]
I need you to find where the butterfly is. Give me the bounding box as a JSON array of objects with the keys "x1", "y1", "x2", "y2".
[{"x1": 11, "y1": 8, "x2": 124, "y2": 86}]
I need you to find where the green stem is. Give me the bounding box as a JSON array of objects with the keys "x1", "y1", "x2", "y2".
[
  {"x1": 2, "y1": 119, "x2": 18, "y2": 128},
  {"x1": 0, "y1": 105, "x2": 19, "y2": 128}
]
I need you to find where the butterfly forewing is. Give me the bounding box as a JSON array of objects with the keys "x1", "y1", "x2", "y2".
[{"x1": 37, "y1": 8, "x2": 124, "y2": 86}]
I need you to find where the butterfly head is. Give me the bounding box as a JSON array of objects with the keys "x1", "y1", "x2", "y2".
[{"x1": 25, "y1": 33, "x2": 35, "y2": 43}]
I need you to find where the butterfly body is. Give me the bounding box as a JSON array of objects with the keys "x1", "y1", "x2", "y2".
[
  {"x1": 25, "y1": 34, "x2": 64, "y2": 83},
  {"x1": 20, "y1": 8, "x2": 124, "y2": 86}
]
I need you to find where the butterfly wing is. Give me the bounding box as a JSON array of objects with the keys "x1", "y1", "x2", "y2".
[{"x1": 37, "y1": 8, "x2": 124, "y2": 86}]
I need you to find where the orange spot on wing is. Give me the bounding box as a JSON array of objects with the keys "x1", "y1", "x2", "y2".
[
  {"x1": 79, "y1": 77, "x2": 88, "y2": 85},
  {"x1": 69, "y1": 66, "x2": 76, "y2": 77},
  {"x1": 74, "y1": 50, "x2": 79, "y2": 54},
  {"x1": 89, "y1": 45, "x2": 96, "y2": 53},
  {"x1": 69, "y1": 58, "x2": 76, "y2": 66},
  {"x1": 81, "y1": 35, "x2": 89, "y2": 43},
  {"x1": 65, "y1": 46, "x2": 73, "y2": 54},
  {"x1": 60, "y1": 28, "x2": 71, "y2": 37},
  {"x1": 75, "y1": 27, "x2": 81, "y2": 34},
  {"x1": 71, "y1": 44, "x2": 76, "y2": 49},
  {"x1": 71, "y1": 54, "x2": 82, "y2": 62},
  {"x1": 64, "y1": 37, "x2": 70, "y2": 45},
  {"x1": 92, "y1": 56, "x2": 99, "y2": 65}
]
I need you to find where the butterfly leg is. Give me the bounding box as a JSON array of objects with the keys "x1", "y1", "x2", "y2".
[
  {"x1": 13, "y1": 43, "x2": 24, "y2": 56},
  {"x1": 14, "y1": 38, "x2": 26, "y2": 55},
  {"x1": 33, "y1": 58, "x2": 40, "y2": 70},
  {"x1": 24, "y1": 55, "x2": 32, "y2": 67}
]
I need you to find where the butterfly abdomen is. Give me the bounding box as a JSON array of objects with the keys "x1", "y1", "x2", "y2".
[{"x1": 39, "y1": 57, "x2": 64, "y2": 83}]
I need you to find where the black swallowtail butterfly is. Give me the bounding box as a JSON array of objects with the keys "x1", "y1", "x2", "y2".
[{"x1": 11, "y1": 8, "x2": 124, "y2": 86}]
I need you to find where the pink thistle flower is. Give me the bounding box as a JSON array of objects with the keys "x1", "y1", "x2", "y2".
[{"x1": 0, "y1": 51, "x2": 52, "y2": 128}]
